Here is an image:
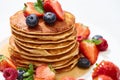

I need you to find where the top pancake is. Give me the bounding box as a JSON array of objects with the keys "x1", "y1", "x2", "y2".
[{"x1": 10, "y1": 10, "x2": 75, "y2": 35}]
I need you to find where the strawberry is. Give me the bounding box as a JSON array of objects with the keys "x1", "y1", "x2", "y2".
[
  {"x1": 34, "y1": 76, "x2": 43, "y2": 80},
  {"x1": 92, "y1": 60, "x2": 120, "y2": 80},
  {"x1": 93, "y1": 75, "x2": 113, "y2": 80},
  {"x1": 35, "y1": 64, "x2": 55, "y2": 80},
  {"x1": 24, "y1": 1, "x2": 44, "y2": 17},
  {"x1": 43, "y1": 0, "x2": 64, "y2": 20},
  {"x1": 0, "y1": 56, "x2": 16, "y2": 71},
  {"x1": 75, "y1": 23, "x2": 90, "y2": 41},
  {"x1": 79, "y1": 40, "x2": 99, "y2": 64},
  {"x1": 61, "y1": 76, "x2": 76, "y2": 80}
]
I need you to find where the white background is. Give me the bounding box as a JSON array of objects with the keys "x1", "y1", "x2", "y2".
[{"x1": 0, "y1": 0, "x2": 120, "y2": 80}]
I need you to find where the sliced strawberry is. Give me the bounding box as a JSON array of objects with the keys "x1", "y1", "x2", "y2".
[
  {"x1": 92, "y1": 60, "x2": 120, "y2": 80},
  {"x1": 34, "y1": 76, "x2": 43, "y2": 80},
  {"x1": 61, "y1": 76, "x2": 76, "y2": 80},
  {"x1": 0, "y1": 59, "x2": 8, "y2": 71},
  {"x1": 35, "y1": 64, "x2": 55, "y2": 80},
  {"x1": 24, "y1": 2, "x2": 44, "y2": 17},
  {"x1": 93, "y1": 75, "x2": 113, "y2": 80},
  {"x1": 75, "y1": 23, "x2": 90, "y2": 41},
  {"x1": 44, "y1": 0, "x2": 64, "y2": 20},
  {"x1": 0, "y1": 56, "x2": 16, "y2": 71},
  {"x1": 79, "y1": 40, "x2": 99, "y2": 64}
]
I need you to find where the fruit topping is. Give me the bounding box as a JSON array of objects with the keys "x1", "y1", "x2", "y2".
[
  {"x1": 3, "y1": 68, "x2": 18, "y2": 80},
  {"x1": 43, "y1": 0, "x2": 64, "y2": 20},
  {"x1": 93, "y1": 75, "x2": 113, "y2": 80},
  {"x1": 43, "y1": 12, "x2": 56, "y2": 24},
  {"x1": 79, "y1": 40, "x2": 99, "y2": 64},
  {"x1": 77, "y1": 57, "x2": 91, "y2": 68},
  {"x1": 92, "y1": 60, "x2": 120, "y2": 80},
  {"x1": 0, "y1": 55, "x2": 16, "y2": 71},
  {"x1": 24, "y1": 0, "x2": 44, "y2": 17},
  {"x1": 17, "y1": 64, "x2": 34, "y2": 80},
  {"x1": 77, "y1": 36, "x2": 83, "y2": 42},
  {"x1": 92, "y1": 35, "x2": 103, "y2": 40},
  {"x1": 26, "y1": 14, "x2": 39, "y2": 27},
  {"x1": 34, "y1": 64, "x2": 55, "y2": 80},
  {"x1": 75, "y1": 23, "x2": 90, "y2": 41},
  {"x1": 96, "y1": 38, "x2": 108, "y2": 51},
  {"x1": 23, "y1": 64, "x2": 34, "y2": 80},
  {"x1": 92, "y1": 35, "x2": 108, "y2": 51},
  {"x1": 17, "y1": 69, "x2": 26, "y2": 80}
]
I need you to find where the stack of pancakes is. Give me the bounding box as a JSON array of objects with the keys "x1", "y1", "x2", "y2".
[{"x1": 9, "y1": 10, "x2": 79, "y2": 72}]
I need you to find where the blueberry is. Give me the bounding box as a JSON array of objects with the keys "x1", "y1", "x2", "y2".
[
  {"x1": 92, "y1": 35, "x2": 103, "y2": 40},
  {"x1": 43, "y1": 12, "x2": 56, "y2": 24},
  {"x1": 26, "y1": 14, "x2": 39, "y2": 28},
  {"x1": 77, "y1": 57, "x2": 91, "y2": 68},
  {"x1": 17, "y1": 70, "x2": 25, "y2": 80}
]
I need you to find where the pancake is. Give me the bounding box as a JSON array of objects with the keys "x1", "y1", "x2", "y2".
[
  {"x1": 9, "y1": 37, "x2": 77, "y2": 56},
  {"x1": 10, "y1": 10, "x2": 75, "y2": 35},
  {"x1": 10, "y1": 51, "x2": 74, "y2": 68},
  {"x1": 55, "y1": 61, "x2": 78, "y2": 73},
  {"x1": 10, "y1": 54, "x2": 79, "y2": 71},
  {"x1": 9, "y1": 42, "x2": 79, "y2": 62},
  {"x1": 11, "y1": 25, "x2": 75, "y2": 41},
  {"x1": 10, "y1": 53, "x2": 79, "y2": 68},
  {"x1": 12, "y1": 27, "x2": 76, "y2": 44},
  {"x1": 9, "y1": 10, "x2": 79, "y2": 73},
  {"x1": 11, "y1": 60, "x2": 78, "y2": 73},
  {"x1": 15, "y1": 38, "x2": 76, "y2": 49}
]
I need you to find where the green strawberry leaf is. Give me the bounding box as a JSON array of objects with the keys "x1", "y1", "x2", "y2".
[
  {"x1": 34, "y1": 0, "x2": 44, "y2": 13},
  {"x1": 48, "y1": 64, "x2": 56, "y2": 73},
  {"x1": 29, "y1": 64, "x2": 34, "y2": 71},
  {"x1": 84, "y1": 39, "x2": 93, "y2": 43},
  {"x1": 23, "y1": 64, "x2": 34, "y2": 80},
  {"x1": 23, "y1": 3, "x2": 27, "y2": 10},
  {"x1": 23, "y1": 72, "x2": 31, "y2": 77},
  {"x1": 17, "y1": 67, "x2": 27, "y2": 72},
  {"x1": 23, "y1": 75, "x2": 33, "y2": 80},
  {"x1": 92, "y1": 39, "x2": 102, "y2": 45},
  {"x1": 0, "y1": 55, "x2": 5, "y2": 62}
]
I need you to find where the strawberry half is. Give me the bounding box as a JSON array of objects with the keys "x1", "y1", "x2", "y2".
[
  {"x1": 75, "y1": 23, "x2": 90, "y2": 41},
  {"x1": 43, "y1": 0, "x2": 64, "y2": 20},
  {"x1": 24, "y1": 2, "x2": 44, "y2": 17},
  {"x1": 0, "y1": 56, "x2": 16, "y2": 71},
  {"x1": 92, "y1": 60, "x2": 120, "y2": 80},
  {"x1": 35, "y1": 64, "x2": 55, "y2": 80},
  {"x1": 79, "y1": 40, "x2": 99, "y2": 64}
]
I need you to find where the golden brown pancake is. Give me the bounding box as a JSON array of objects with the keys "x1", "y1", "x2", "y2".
[
  {"x1": 10, "y1": 53, "x2": 79, "y2": 72},
  {"x1": 11, "y1": 25, "x2": 75, "y2": 41},
  {"x1": 10, "y1": 52, "x2": 79, "y2": 68},
  {"x1": 10, "y1": 10, "x2": 75, "y2": 35},
  {"x1": 11, "y1": 27, "x2": 76, "y2": 44},
  {"x1": 9, "y1": 10, "x2": 79, "y2": 73},
  {"x1": 9, "y1": 50, "x2": 74, "y2": 68},
  {"x1": 9, "y1": 36, "x2": 77, "y2": 56},
  {"x1": 9, "y1": 43, "x2": 79, "y2": 62},
  {"x1": 15, "y1": 38, "x2": 76, "y2": 49}
]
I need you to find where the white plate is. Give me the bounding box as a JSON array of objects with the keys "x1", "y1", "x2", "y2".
[{"x1": 0, "y1": 0, "x2": 120, "y2": 80}]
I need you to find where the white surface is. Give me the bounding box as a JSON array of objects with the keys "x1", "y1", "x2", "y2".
[{"x1": 0, "y1": 0, "x2": 120, "y2": 80}]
